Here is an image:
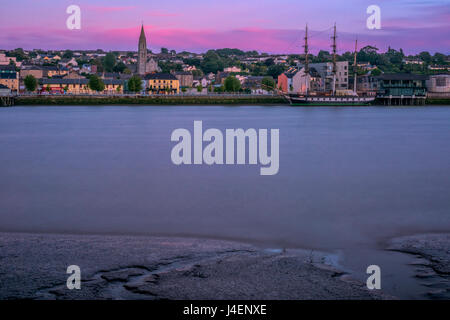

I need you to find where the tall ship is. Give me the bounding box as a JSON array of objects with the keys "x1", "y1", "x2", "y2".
[{"x1": 286, "y1": 24, "x2": 375, "y2": 106}]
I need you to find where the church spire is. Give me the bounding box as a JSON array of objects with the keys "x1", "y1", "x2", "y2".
[
  {"x1": 137, "y1": 23, "x2": 148, "y2": 76},
  {"x1": 139, "y1": 24, "x2": 146, "y2": 42}
]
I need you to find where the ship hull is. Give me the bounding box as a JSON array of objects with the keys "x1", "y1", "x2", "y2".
[{"x1": 288, "y1": 95, "x2": 375, "y2": 106}]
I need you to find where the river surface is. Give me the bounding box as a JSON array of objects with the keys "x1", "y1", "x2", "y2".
[{"x1": 1, "y1": 105, "x2": 449, "y2": 299}]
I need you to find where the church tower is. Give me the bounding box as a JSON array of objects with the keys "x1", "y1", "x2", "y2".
[{"x1": 137, "y1": 24, "x2": 147, "y2": 76}]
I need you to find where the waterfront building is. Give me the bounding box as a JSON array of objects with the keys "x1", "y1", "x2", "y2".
[
  {"x1": 277, "y1": 68, "x2": 309, "y2": 94},
  {"x1": 40, "y1": 78, "x2": 124, "y2": 94},
  {"x1": 355, "y1": 74, "x2": 379, "y2": 96},
  {"x1": 174, "y1": 72, "x2": 194, "y2": 88},
  {"x1": 242, "y1": 76, "x2": 267, "y2": 94},
  {"x1": 145, "y1": 73, "x2": 180, "y2": 94},
  {"x1": 0, "y1": 65, "x2": 19, "y2": 92},
  {"x1": 377, "y1": 74, "x2": 428, "y2": 105},
  {"x1": 426, "y1": 74, "x2": 450, "y2": 98}
]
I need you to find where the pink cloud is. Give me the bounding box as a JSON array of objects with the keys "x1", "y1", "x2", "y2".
[
  {"x1": 147, "y1": 10, "x2": 181, "y2": 17},
  {"x1": 85, "y1": 5, "x2": 136, "y2": 13},
  {"x1": 0, "y1": 25, "x2": 448, "y2": 54}
]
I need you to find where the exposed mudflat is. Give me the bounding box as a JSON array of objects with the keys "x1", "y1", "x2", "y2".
[
  {"x1": 0, "y1": 232, "x2": 388, "y2": 300},
  {"x1": 387, "y1": 233, "x2": 450, "y2": 300}
]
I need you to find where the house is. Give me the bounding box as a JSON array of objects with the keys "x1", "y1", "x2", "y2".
[
  {"x1": 0, "y1": 53, "x2": 20, "y2": 67},
  {"x1": 40, "y1": 78, "x2": 124, "y2": 94},
  {"x1": 0, "y1": 65, "x2": 19, "y2": 92},
  {"x1": 193, "y1": 76, "x2": 209, "y2": 88},
  {"x1": 242, "y1": 76, "x2": 268, "y2": 94},
  {"x1": 144, "y1": 73, "x2": 179, "y2": 94},
  {"x1": 173, "y1": 72, "x2": 194, "y2": 88},
  {"x1": 42, "y1": 66, "x2": 69, "y2": 78},
  {"x1": 357, "y1": 62, "x2": 377, "y2": 71},
  {"x1": 277, "y1": 68, "x2": 297, "y2": 93},
  {"x1": 428, "y1": 65, "x2": 450, "y2": 71},
  {"x1": 403, "y1": 58, "x2": 424, "y2": 65},
  {"x1": 224, "y1": 66, "x2": 241, "y2": 73},
  {"x1": 20, "y1": 66, "x2": 44, "y2": 79},
  {"x1": 58, "y1": 58, "x2": 78, "y2": 68}
]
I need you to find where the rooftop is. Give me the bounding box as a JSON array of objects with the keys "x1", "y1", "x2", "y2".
[{"x1": 144, "y1": 73, "x2": 178, "y2": 80}]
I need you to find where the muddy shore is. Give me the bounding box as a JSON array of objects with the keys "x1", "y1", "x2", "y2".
[{"x1": 0, "y1": 232, "x2": 390, "y2": 300}]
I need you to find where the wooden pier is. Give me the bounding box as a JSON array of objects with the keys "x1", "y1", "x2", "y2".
[
  {"x1": 0, "y1": 95, "x2": 16, "y2": 107},
  {"x1": 377, "y1": 95, "x2": 427, "y2": 106}
]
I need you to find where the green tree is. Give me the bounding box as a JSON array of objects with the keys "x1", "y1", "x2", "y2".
[
  {"x1": 371, "y1": 68, "x2": 382, "y2": 76},
  {"x1": 261, "y1": 76, "x2": 275, "y2": 91},
  {"x1": 113, "y1": 62, "x2": 127, "y2": 73},
  {"x1": 103, "y1": 53, "x2": 116, "y2": 72},
  {"x1": 200, "y1": 50, "x2": 224, "y2": 74},
  {"x1": 63, "y1": 50, "x2": 74, "y2": 59},
  {"x1": 224, "y1": 76, "x2": 241, "y2": 92},
  {"x1": 161, "y1": 48, "x2": 169, "y2": 54},
  {"x1": 267, "y1": 64, "x2": 286, "y2": 78},
  {"x1": 127, "y1": 75, "x2": 143, "y2": 93},
  {"x1": 197, "y1": 84, "x2": 203, "y2": 92},
  {"x1": 24, "y1": 75, "x2": 37, "y2": 92},
  {"x1": 88, "y1": 75, "x2": 105, "y2": 92},
  {"x1": 418, "y1": 51, "x2": 432, "y2": 64}
]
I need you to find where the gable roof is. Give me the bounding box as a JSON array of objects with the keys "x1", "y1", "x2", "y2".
[{"x1": 144, "y1": 73, "x2": 177, "y2": 80}]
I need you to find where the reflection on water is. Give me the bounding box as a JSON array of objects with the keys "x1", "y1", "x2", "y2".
[{"x1": 1, "y1": 106, "x2": 449, "y2": 250}]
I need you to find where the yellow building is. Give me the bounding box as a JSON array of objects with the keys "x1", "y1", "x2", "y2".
[
  {"x1": 40, "y1": 78, "x2": 124, "y2": 94},
  {"x1": 145, "y1": 73, "x2": 179, "y2": 94},
  {"x1": 0, "y1": 65, "x2": 19, "y2": 92}
]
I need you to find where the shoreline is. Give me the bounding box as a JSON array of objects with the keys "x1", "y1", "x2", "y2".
[
  {"x1": 0, "y1": 231, "x2": 389, "y2": 300},
  {"x1": 3, "y1": 95, "x2": 450, "y2": 106},
  {"x1": 0, "y1": 231, "x2": 449, "y2": 299}
]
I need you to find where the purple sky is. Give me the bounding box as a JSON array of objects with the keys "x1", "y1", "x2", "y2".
[{"x1": 1, "y1": 0, "x2": 449, "y2": 54}]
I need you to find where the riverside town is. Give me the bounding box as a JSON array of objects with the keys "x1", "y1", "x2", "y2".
[{"x1": 1, "y1": 24, "x2": 449, "y2": 107}]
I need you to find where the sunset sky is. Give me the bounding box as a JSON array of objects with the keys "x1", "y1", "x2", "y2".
[{"x1": 1, "y1": 0, "x2": 449, "y2": 54}]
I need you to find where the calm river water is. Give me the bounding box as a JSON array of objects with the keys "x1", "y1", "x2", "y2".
[{"x1": 1, "y1": 105, "x2": 449, "y2": 298}]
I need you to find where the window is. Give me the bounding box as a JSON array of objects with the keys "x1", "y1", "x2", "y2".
[{"x1": 436, "y1": 77, "x2": 447, "y2": 87}]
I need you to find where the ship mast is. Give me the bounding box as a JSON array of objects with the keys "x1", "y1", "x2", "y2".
[
  {"x1": 331, "y1": 23, "x2": 337, "y2": 95},
  {"x1": 353, "y1": 38, "x2": 358, "y2": 94},
  {"x1": 303, "y1": 24, "x2": 309, "y2": 95}
]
